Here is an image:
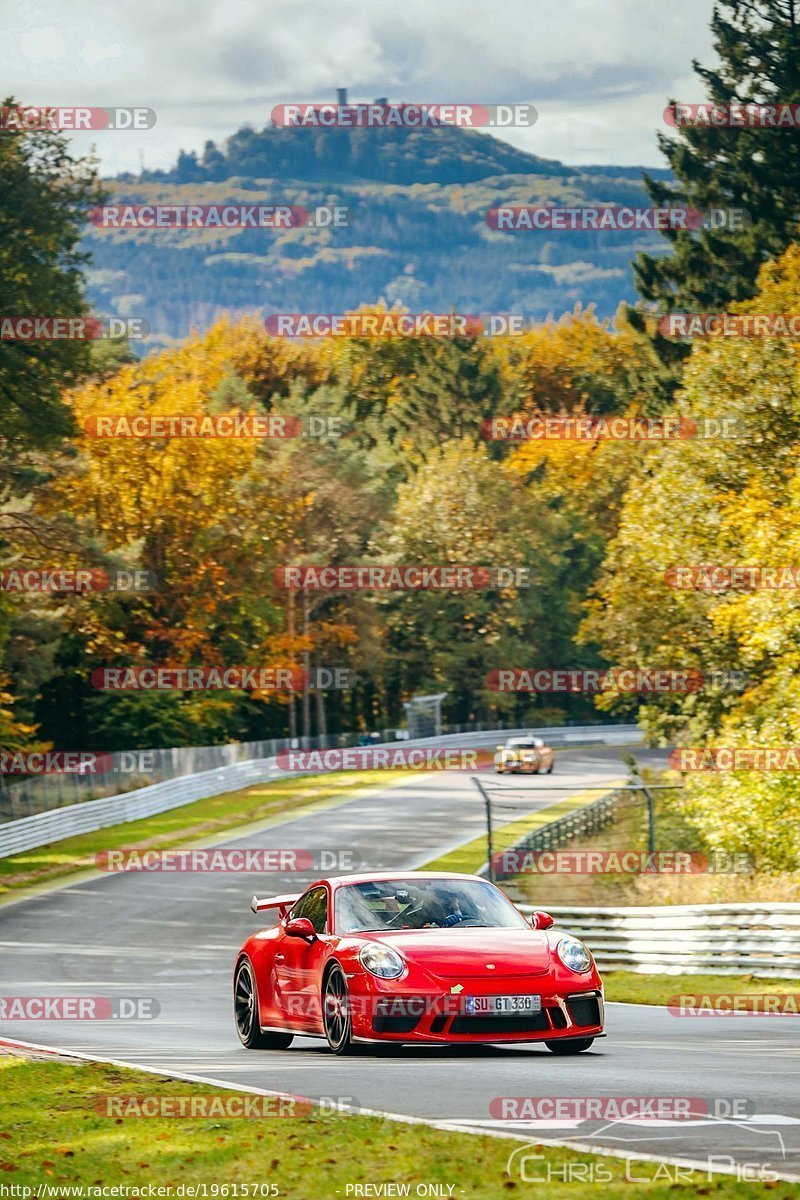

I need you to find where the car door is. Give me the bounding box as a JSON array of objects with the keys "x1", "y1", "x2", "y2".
[{"x1": 274, "y1": 885, "x2": 330, "y2": 1031}]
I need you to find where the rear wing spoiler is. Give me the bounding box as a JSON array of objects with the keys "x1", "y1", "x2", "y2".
[{"x1": 251, "y1": 893, "x2": 300, "y2": 916}]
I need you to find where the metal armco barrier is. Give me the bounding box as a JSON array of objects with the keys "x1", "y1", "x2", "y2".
[
  {"x1": 490, "y1": 789, "x2": 624, "y2": 881},
  {"x1": 0, "y1": 757, "x2": 284, "y2": 860},
  {"x1": 518, "y1": 903, "x2": 800, "y2": 978},
  {"x1": 0, "y1": 724, "x2": 640, "y2": 859},
  {"x1": 0, "y1": 720, "x2": 639, "y2": 820}
]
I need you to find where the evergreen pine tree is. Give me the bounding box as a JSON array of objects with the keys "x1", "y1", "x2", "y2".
[{"x1": 634, "y1": 0, "x2": 800, "y2": 324}]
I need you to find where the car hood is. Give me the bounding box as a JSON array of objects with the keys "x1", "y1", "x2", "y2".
[{"x1": 361, "y1": 927, "x2": 552, "y2": 978}]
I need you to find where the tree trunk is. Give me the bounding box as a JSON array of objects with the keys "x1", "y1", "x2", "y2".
[
  {"x1": 315, "y1": 687, "x2": 327, "y2": 744},
  {"x1": 287, "y1": 589, "x2": 297, "y2": 740},
  {"x1": 302, "y1": 588, "x2": 311, "y2": 739}
]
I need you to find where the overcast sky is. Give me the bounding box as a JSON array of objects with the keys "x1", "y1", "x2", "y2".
[{"x1": 1, "y1": 0, "x2": 717, "y2": 176}]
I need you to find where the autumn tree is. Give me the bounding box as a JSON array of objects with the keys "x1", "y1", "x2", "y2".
[
  {"x1": 377, "y1": 441, "x2": 569, "y2": 723},
  {"x1": 0, "y1": 100, "x2": 104, "y2": 751},
  {"x1": 33, "y1": 322, "x2": 298, "y2": 746},
  {"x1": 585, "y1": 242, "x2": 800, "y2": 868}
]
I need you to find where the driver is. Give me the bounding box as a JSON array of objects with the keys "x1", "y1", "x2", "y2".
[{"x1": 443, "y1": 895, "x2": 467, "y2": 926}]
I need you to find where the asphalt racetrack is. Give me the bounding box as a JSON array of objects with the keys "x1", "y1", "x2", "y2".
[{"x1": 2, "y1": 745, "x2": 799, "y2": 1181}]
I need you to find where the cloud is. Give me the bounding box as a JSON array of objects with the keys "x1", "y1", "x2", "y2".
[{"x1": 0, "y1": 0, "x2": 717, "y2": 172}]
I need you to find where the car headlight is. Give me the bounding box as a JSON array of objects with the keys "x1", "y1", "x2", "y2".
[
  {"x1": 359, "y1": 943, "x2": 405, "y2": 979},
  {"x1": 556, "y1": 936, "x2": 592, "y2": 974}
]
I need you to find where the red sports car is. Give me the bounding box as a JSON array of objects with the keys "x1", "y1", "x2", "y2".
[{"x1": 233, "y1": 871, "x2": 604, "y2": 1055}]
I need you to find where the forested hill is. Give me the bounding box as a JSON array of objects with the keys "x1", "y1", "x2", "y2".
[
  {"x1": 136, "y1": 121, "x2": 573, "y2": 187},
  {"x1": 85, "y1": 118, "x2": 673, "y2": 346}
]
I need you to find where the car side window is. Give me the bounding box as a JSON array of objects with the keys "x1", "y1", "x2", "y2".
[{"x1": 290, "y1": 886, "x2": 328, "y2": 934}]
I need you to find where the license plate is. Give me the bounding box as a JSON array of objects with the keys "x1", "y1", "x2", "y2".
[{"x1": 464, "y1": 994, "x2": 542, "y2": 1015}]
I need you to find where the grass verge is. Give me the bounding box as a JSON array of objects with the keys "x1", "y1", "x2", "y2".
[
  {"x1": 0, "y1": 770, "x2": 410, "y2": 898},
  {"x1": 603, "y1": 971, "x2": 800, "y2": 1006},
  {"x1": 0, "y1": 1053, "x2": 775, "y2": 1197}
]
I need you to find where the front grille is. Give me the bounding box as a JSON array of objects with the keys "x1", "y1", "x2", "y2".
[
  {"x1": 566, "y1": 993, "x2": 601, "y2": 1026},
  {"x1": 449, "y1": 1011, "x2": 550, "y2": 1035}
]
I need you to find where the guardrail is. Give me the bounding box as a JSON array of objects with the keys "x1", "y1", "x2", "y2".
[
  {"x1": 0, "y1": 723, "x2": 641, "y2": 859},
  {"x1": 489, "y1": 789, "x2": 624, "y2": 881},
  {"x1": 517, "y1": 902, "x2": 800, "y2": 978},
  {"x1": 0, "y1": 718, "x2": 635, "y2": 820}
]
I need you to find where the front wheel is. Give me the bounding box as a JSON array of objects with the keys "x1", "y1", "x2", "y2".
[
  {"x1": 546, "y1": 762, "x2": 554, "y2": 774},
  {"x1": 234, "y1": 960, "x2": 294, "y2": 1050},
  {"x1": 545, "y1": 1037, "x2": 594, "y2": 1055},
  {"x1": 323, "y1": 964, "x2": 357, "y2": 1055}
]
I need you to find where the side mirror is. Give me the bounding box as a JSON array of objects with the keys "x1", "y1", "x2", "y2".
[
  {"x1": 284, "y1": 916, "x2": 317, "y2": 942},
  {"x1": 530, "y1": 910, "x2": 554, "y2": 930}
]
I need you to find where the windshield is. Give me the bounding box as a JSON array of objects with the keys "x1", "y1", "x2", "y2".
[
  {"x1": 335, "y1": 878, "x2": 530, "y2": 933},
  {"x1": 507, "y1": 739, "x2": 542, "y2": 749}
]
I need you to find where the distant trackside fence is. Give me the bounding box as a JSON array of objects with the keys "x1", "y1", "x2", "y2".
[{"x1": 0, "y1": 723, "x2": 641, "y2": 859}]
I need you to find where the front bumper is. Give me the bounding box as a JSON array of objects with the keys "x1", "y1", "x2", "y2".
[
  {"x1": 496, "y1": 758, "x2": 543, "y2": 774},
  {"x1": 349, "y1": 983, "x2": 604, "y2": 1043}
]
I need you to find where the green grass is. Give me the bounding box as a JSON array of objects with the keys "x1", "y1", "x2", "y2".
[
  {"x1": 0, "y1": 770, "x2": 410, "y2": 897},
  {"x1": 0, "y1": 1054, "x2": 776, "y2": 1197},
  {"x1": 422, "y1": 787, "x2": 619, "y2": 874},
  {"x1": 604, "y1": 971, "x2": 800, "y2": 1006}
]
